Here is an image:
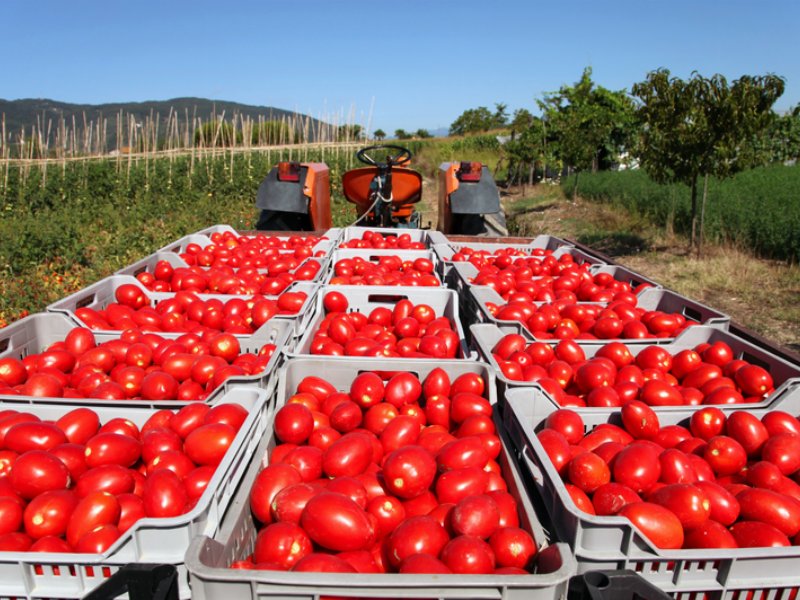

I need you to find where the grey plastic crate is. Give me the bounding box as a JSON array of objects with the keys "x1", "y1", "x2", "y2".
[
  {"x1": 185, "y1": 358, "x2": 574, "y2": 600},
  {"x1": 289, "y1": 285, "x2": 473, "y2": 360},
  {"x1": 433, "y1": 240, "x2": 578, "y2": 280},
  {"x1": 326, "y1": 248, "x2": 442, "y2": 285},
  {"x1": 465, "y1": 285, "x2": 728, "y2": 345},
  {"x1": 471, "y1": 322, "x2": 800, "y2": 407},
  {"x1": 0, "y1": 312, "x2": 291, "y2": 406},
  {"x1": 503, "y1": 386, "x2": 800, "y2": 597},
  {"x1": 0, "y1": 385, "x2": 270, "y2": 599},
  {"x1": 589, "y1": 264, "x2": 661, "y2": 291},
  {"x1": 115, "y1": 251, "x2": 190, "y2": 278},
  {"x1": 47, "y1": 274, "x2": 311, "y2": 342}
]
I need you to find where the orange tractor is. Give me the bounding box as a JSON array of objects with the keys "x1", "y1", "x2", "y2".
[{"x1": 255, "y1": 145, "x2": 506, "y2": 235}]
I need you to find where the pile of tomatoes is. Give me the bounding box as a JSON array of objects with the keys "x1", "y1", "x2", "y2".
[
  {"x1": 238, "y1": 369, "x2": 562, "y2": 575},
  {"x1": 0, "y1": 325, "x2": 276, "y2": 402},
  {"x1": 539, "y1": 402, "x2": 800, "y2": 549},
  {"x1": 74, "y1": 284, "x2": 308, "y2": 336},
  {"x1": 339, "y1": 231, "x2": 427, "y2": 250},
  {"x1": 330, "y1": 255, "x2": 440, "y2": 286},
  {"x1": 0, "y1": 401, "x2": 247, "y2": 552},
  {"x1": 482, "y1": 294, "x2": 692, "y2": 341},
  {"x1": 449, "y1": 246, "x2": 554, "y2": 267},
  {"x1": 133, "y1": 257, "x2": 322, "y2": 295},
  {"x1": 308, "y1": 292, "x2": 461, "y2": 358},
  {"x1": 177, "y1": 232, "x2": 328, "y2": 268},
  {"x1": 492, "y1": 334, "x2": 775, "y2": 407}
]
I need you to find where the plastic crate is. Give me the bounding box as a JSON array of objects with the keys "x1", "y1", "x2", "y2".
[
  {"x1": 184, "y1": 358, "x2": 575, "y2": 600},
  {"x1": 289, "y1": 285, "x2": 472, "y2": 360},
  {"x1": 157, "y1": 232, "x2": 333, "y2": 260},
  {"x1": 116, "y1": 252, "x2": 190, "y2": 278},
  {"x1": 433, "y1": 235, "x2": 574, "y2": 262},
  {"x1": 1, "y1": 312, "x2": 292, "y2": 406},
  {"x1": 326, "y1": 248, "x2": 442, "y2": 285},
  {"x1": 470, "y1": 322, "x2": 800, "y2": 407},
  {"x1": 0, "y1": 385, "x2": 271, "y2": 599},
  {"x1": 465, "y1": 285, "x2": 729, "y2": 345},
  {"x1": 47, "y1": 274, "x2": 312, "y2": 342},
  {"x1": 589, "y1": 264, "x2": 661, "y2": 290},
  {"x1": 503, "y1": 386, "x2": 800, "y2": 598}
]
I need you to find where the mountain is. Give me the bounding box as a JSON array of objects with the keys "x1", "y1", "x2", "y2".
[{"x1": 0, "y1": 97, "x2": 326, "y2": 148}]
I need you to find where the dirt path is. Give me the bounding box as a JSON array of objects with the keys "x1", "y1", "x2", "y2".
[{"x1": 503, "y1": 186, "x2": 800, "y2": 352}]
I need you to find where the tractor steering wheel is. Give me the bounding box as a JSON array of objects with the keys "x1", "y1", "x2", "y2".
[{"x1": 356, "y1": 145, "x2": 412, "y2": 168}]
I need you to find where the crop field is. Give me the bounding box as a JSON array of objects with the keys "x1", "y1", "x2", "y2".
[{"x1": 563, "y1": 165, "x2": 800, "y2": 262}]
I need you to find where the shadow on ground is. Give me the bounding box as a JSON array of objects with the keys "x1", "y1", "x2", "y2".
[{"x1": 576, "y1": 232, "x2": 650, "y2": 257}]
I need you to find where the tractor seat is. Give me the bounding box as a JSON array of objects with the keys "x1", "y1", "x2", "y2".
[{"x1": 342, "y1": 167, "x2": 423, "y2": 207}]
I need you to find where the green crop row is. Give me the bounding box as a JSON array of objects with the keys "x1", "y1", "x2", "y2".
[
  {"x1": 563, "y1": 165, "x2": 800, "y2": 262},
  {"x1": 0, "y1": 149, "x2": 361, "y2": 325}
]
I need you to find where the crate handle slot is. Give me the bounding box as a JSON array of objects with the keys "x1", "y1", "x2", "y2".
[
  {"x1": 366, "y1": 294, "x2": 409, "y2": 304},
  {"x1": 682, "y1": 306, "x2": 703, "y2": 323},
  {"x1": 133, "y1": 266, "x2": 147, "y2": 277},
  {"x1": 75, "y1": 294, "x2": 98, "y2": 309},
  {"x1": 0, "y1": 339, "x2": 8, "y2": 353},
  {"x1": 82, "y1": 563, "x2": 178, "y2": 600},
  {"x1": 739, "y1": 350, "x2": 771, "y2": 371}
]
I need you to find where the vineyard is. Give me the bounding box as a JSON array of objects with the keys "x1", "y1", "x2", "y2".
[{"x1": 563, "y1": 165, "x2": 800, "y2": 262}]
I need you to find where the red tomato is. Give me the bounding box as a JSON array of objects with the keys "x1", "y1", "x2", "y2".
[
  {"x1": 567, "y1": 451, "x2": 610, "y2": 493},
  {"x1": 489, "y1": 526, "x2": 537, "y2": 569},
  {"x1": 85, "y1": 433, "x2": 142, "y2": 468},
  {"x1": 184, "y1": 423, "x2": 237, "y2": 466},
  {"x1": 649, "y1": 483, "x2": 710, "y2": 529},
  {"x1": 10, "y1": 451, "x2": 70, "y2": 499},
  {"x1": 274, "y1": 404, "x2": 314, "y2": 445},
  {"x1": 66, "y1": 491, "x2": 121, "y2": 547},
  {"x1": 382, "y1": 445, "x2": 436, "y2": 499},
  {"x1": 253, "y1": 521, "x2": 313, "y2": 569},
  {"x1": 620, "y1": 401, "x2": 659, "y2": 439},
  {"x1": 385, "y1": 515, "x2": 449, "y2": 568},
  {"x1": 142, "y1": 469, "x2": 188, "y2": 518},
  {"x1": 76, "y1": 465, "x2": 135, "y2": 497},
  {"x1": 322, "y1": 432, "x2": 373, "y2": 478},
  {"x1": 612, "y1": 442, "x2": 661, "y2": 494},
  {"x1": 440, "y1": 535, "x2": 496, "y2": 574},
  {"x1": 451, "y1": 494, "x2": 500, "y2": 538},
  {"x1": 299, "y1": 491, "x2": 375, "y2": 552},
  {"x1": 23, "y1": 490, "x2": 79, "y2": 539},
  {"x1": 250, "y1": 463, "x2": 302, "y2": 524},
  {"x1": 592, "y1": 482, "x2": 642, "y2": 516},
  {"x1": 618, "y1": 502, "x2": 684, "y2": 549},
  {"x1": 730, "y1": 520, "x2": 790, "y2": 547}
]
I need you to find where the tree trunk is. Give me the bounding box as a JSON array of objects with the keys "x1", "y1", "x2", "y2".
[
  {"x1": 572, "y1": 170, "x2": 579, "y2": 199},
  {"x1": 690, "y1": 174, "x2": 698, "y2": 251},
  {"x1": 528, "y1": 164, "x2": 534, "y2": 186},
  {"x1": 698, "y1": 173, "x2": 709, "y2": 258}
]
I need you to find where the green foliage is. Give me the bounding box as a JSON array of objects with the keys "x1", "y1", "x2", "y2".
[
  {"x1": 374, "y1": 129, "x2": 386, "y2": 141},
  {"x1": 394, "y1": 129, "x2": 411, "y2": 140},
  {"x1": 758, "y1": 104, "x2": 800, "y2": 163},
  {"x1": 449, "y1": 104, "x2": 508, "y2": 136},
  {"x1": 415, "y1": 129, "x2": 431, "y2": 139},
  {"x1": 564, "y1": 166, "x2": 800, "y2": 262},
  {"x1": 337, "y1": 124, "x2": 363, "y2": 141},
  {"x1": 540, "y1": 67, "x2": 638, "y2": 173},
  {"x1": 632, "y1": 69, "x2": 785, "y2": 249}
]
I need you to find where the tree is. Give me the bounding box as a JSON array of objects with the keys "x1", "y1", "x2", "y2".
[
  {"x1": 337, "y1": 124, "x2": 362, "y2": 141},
  {"x1": 374, "y1": 129, "x2": 386, "y2": 141},
  {"x1": 449, "y1": 103, "x2": 508, "y2": 136},
  {"x1": 415, "y1": 128, "x2": 431, "y2": 139},
  {"x1": 632, "y1": 69, "x2": 784, "y2": 253},
  {"x1": 509, "y1": 108, "x2": 534, "y2": 138},
  {"x1": 759, "y1": 104, "x2": 800, "y2": 163},
  {"x1": 394, "y1": 128, "x2": 411, "y2": 140},
  {"x1": 540, "y1": 67, "x2": 637, "y2": 190}
]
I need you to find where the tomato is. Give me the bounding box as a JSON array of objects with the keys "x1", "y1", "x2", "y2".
[
  {"x1": 84, "y1": 433, "x2": 141, "y2": 468},
  {"x1": 250, "y1": 463, "x2": 302, "y2": 524},
  {"x1": 567, "y1": 451, "x2": 610, "y2": 493},
  {"x1": 437, "y1": 436, "x2": 489, "y2": 472},
  {"x1": 115, "y1": 284, "x2": 148, "y2": 309},
  {"x1": 184, "y1": 423, "x2": 237, "y2": 467},
  {"x1": 730, "y1": 520, "x2": 790, "y2": 547},
  {"x1": 761, "y1": 433, "x2": 800, "y2": 475},
  {"x1": 735, "y1": 365, "x2": 773, "y2": 396},
  {"x1": 10, "y1": 451, "x2": 70, "y2": 499},
  {"x1": 592, "y1": 482, "x2": 641, "y2": 516},
  {"x1": 323, "y1": 291, "x2": 349, "y2": 313},
  {"x1": 23, "y1": 490, "x2": 79, "y2": 539},
  {"x1": 385, "y1": 515, "x2": 450, "y2": 568},
  {"x1": 270, "y1": 482, "x2": 319, "y2": 525},
  {"x1": 399, "y1": 553, "x2": 452, "y2": 574},
  {"x1": 300, "y1": 491, "x2": 374, "y2": 552},
  {"x1": 422, "y1": 368, "x2": 451, "y2": 397},
  {"x1": 736, "y1": 487, "x2": 800, "y2": 536},
  {"x1": 142, "y1": 468, "x2": 188, "y2": 518},
  {"x1": 254, "y1": 521, "x2": 313, "y2": 569},
  {"x1": 140, "y1": 371, "x2": 179, "y2": 400},
  {"x1": 4, "y1": 422, "x2": 67, "y2": 453},
  {"x1": 440, "y1": 535, "x2": 495, "y2": 574},
  {"x1": 612, "y1": 443, "x2": 661, "y2": 494},
  {"x1": 366, "y1": 495, "x2": 406, "y2": 539},
  {"x1": 274, "y1": 404, "x2": 314, "y2": 445},
  {"x1": 620, "y1": 401, "x2": 659, "y2": 440},
  {"x1": 75, "y1": 523, "x2": 121, "y2": 553},
  {"x1": 382, "y1": 446, "x2": 436, "y2": 499},
  {"x1": 141, "y1": 428, "x2": 183, "y2": 463},
  {"x1": 0, "y1": 497, "x2": 23, "y2": 535},
  {"x1": 451, "y1": 494, "x2": 499, "y2": 538},
  {"x1": 0, "y1": 532, "x2": 32, "y2": 551},
  {"x1": 349, "y1": 373, "x2": 384, "y2": 408},
  {"x1": 725, "y1": 411, "x2": 768, "y2": 456},
  {"x1": 689, "y1": 407, "x2": 726, "y2": 441},
  {"x1": 703, "y1": 436, "x2": 747, "y2": 476},
  {"x1": 489, "y1": 526, "x2": 537, "y2": 570},
  {"x1": 329, "y1": 401, "x2": 363, "y2": 433},
  {"x1": 293, "y1": 553, "x2": 357, "y2": 573},
  {"x1": 66, "y1": 491, "x2": 121, "y2": 547},
  {"x1": 693, "y1": 480, "x2": 740, "y2": 525},
  {"x1": 0, "y1": 358, "x2": 27, "y2": 386},
  {"x1": 323, "y1": 432, "x2": 373, "y2": 478},
  {"x1": 618, "y1": 502, "x2": 683, "y2": 549},
  {"x1": 649, "y1": 483, "x2": 710, "y2": 529},
  {"x1": 762, "y1": 411, "x2": 800, "y2": 436},
  {"x1": 76, "y1": 464, "x2": 135, "y2": 497},
  {"x1": 297, "y1": 376, "x2": 337, "y2": 401},
  {"x1": 383, "y1": 372, "x2": 422, "y2": 407},
  {"x1": 117, "y1": 493, "x2": 146, "y2": 533},
  {"x1": 435, "y1": 466, "x2": 488, "y2": 504}
]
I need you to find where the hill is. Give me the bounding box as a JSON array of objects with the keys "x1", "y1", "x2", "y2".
[{"x1": 0, "y1": 97, "x2": 327, "y2": 148}]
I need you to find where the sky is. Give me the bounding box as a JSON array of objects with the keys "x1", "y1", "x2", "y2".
[{"x1": 2, "y1": 0, "x2": 798, "y2": 134}]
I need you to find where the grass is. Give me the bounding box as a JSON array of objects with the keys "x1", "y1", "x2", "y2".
[{"x1": 506, "y1": 185, "x2": 800, "y2": 351}]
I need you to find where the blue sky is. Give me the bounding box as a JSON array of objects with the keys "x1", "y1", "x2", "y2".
[{"x1": 2, "y1": 0, "x2": 797, "y2": 133}]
